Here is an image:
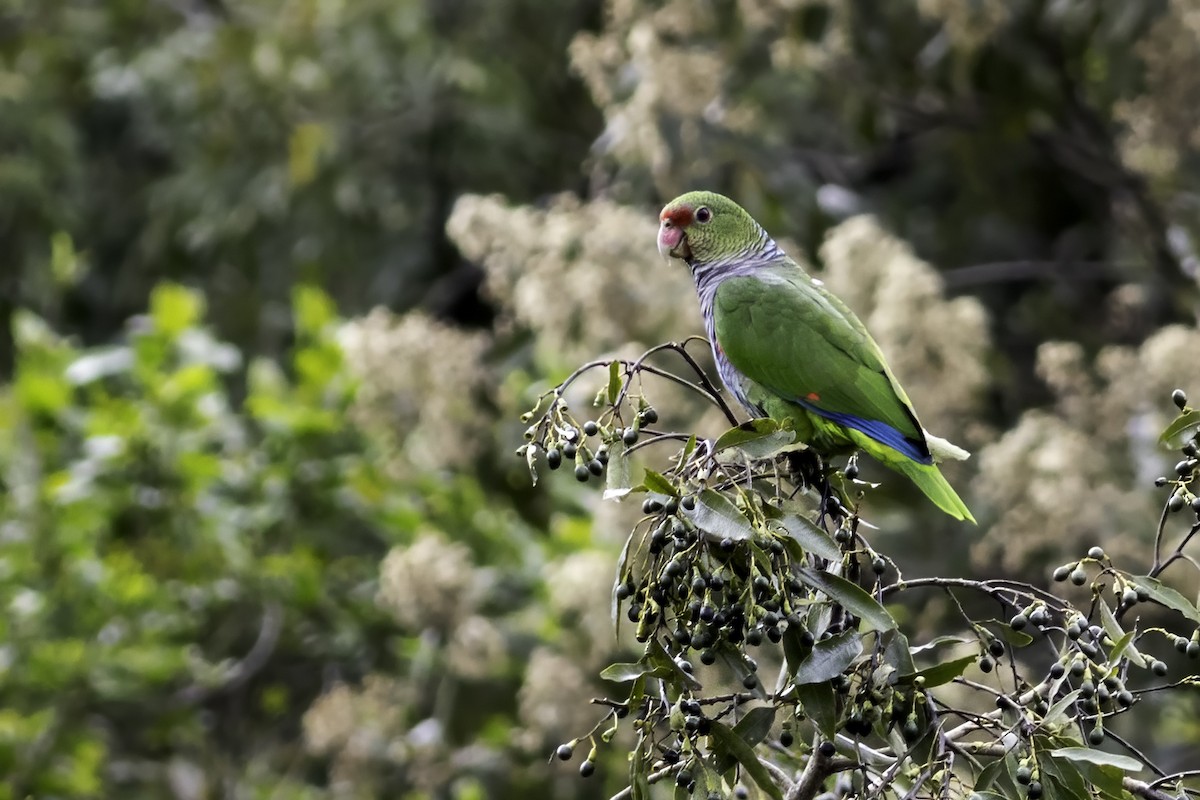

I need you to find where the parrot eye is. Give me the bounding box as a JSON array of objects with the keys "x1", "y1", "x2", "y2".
[{"x1": 696, "y1": 207, "x2": 712, "y2": 224}]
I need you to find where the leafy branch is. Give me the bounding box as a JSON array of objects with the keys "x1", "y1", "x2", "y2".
[{"x1": 519, "y1": 346, "x2": 1200, "y2": 799}]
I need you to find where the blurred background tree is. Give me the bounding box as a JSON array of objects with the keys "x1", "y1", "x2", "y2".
[{"x1": 1, "y1": 0, "x2": 1198, "y2": 797}]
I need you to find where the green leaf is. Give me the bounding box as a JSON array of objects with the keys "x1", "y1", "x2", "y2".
[
  {"x1": 714, "y1": 419, "x2": 797, "y2": 459},
  {"x1": 709, "y1": 721, "x2": 784, "y2": 800},
  {"x1": 731, "y1": 706, "x2": 776, "y2": 748},
  {"x1": 1076, "y1": 763, "x2": 1133, "y2": 800},
  {"x1": 150, "y1": 283, "x2": 203, "y2": 336},
  {"x1": 599, "y1": 662, "x2": 653, "y2": 683},
  {"x1": 1128, "y1": 575, "x2": 1200, "y2": 625},
  {"x1": 898, "y1": 654, "x2": 976, "y2": 689},
  {"x1": 793, "y1": 682, "x2": 838, "y2": 740},
  {"x1": 995, "y1": 626, "x2": 1034, "y2": 647},
  {"x1": 1039, "y1": 748, "x2": 1093, "y2": 800},
  {"x1": 612, "y1": 531, "x2": 635, "y2": 632},
  {"x1": 974, "y1": 759, "x2": 1008, "y2": 794},
  {"x1": 765, "y1": 507, "x2": 841, "y2": 561},
  {"x1": 641, "y1": 469, "x2": 678, "y2": 497},
  {"x1": 1158, "y1": 409, "x2": 1200, "y2": 447},
  {"x1": 1048, "y1": 747, "x2": 1143, "y2": 773},
  {"x1": 292, "y1": 285, "x2": 335, "y2": 335},
  {"x1": 782, "y1": 625, "x2": 812, "y2": 677},
  {"x1": 604, "y1": 440, "x2": 632, "y2": 500},
  {"x1": 881, "y1": 631, "x2": 916, "y2": 675},
  {"x1": 1042, "y1": 690, "x2": 1081, "y2": 727},
  {"x1": 714, "y1": 645, "x2": 766, "y2": 700},
  {"x1": 607, "y1": 360, "x2": 621, "y2": 405},
  {"x1": 1098, "y1": 600, "x2": 1147, "y2": 667},
  {"x1": 792, "y1": 631, "x2": 863, "y2": 685},
  {"x1": 909, "y1": 635, "x2": 973, "y2": 656},
  {"x1": 796, "y1": 568, "x2": 897, "y2": 632},
  {"x1": 684, "y1": 489, "x2": 755, "y2": 542}
]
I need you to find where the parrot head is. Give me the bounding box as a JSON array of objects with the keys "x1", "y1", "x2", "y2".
[{"x1": 657, "y1": 191, "x2": 761, "y2": 265}]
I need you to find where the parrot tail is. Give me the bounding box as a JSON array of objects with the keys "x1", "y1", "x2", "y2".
[{"x1": 889, "y1": 458, "x2": 976, "y2": 523}]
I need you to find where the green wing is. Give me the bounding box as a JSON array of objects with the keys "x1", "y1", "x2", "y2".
[{"x1": 713, "y1": 265, "x2": 930, "y2": 462}]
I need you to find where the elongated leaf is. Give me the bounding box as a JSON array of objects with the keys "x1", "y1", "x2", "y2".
[
  {"x1": 899, "y1": 654, "x2": 977, "y2": 689},
  {"x1": 996, "y1": 626, "x2": 1034, "y2": 647},
  {"x1": 607, "y1": 360, "x2": 621, "y2": 404},
  {"x1": 793, "y1": 682, "x2": 838, "y2": 740},
  {"x1": 1039, "y1": 749, "x2": 1092, "y2": 800},
  {"x1": 604, "y1": 440, "x2": 632, "y2": 500},
  {"x1": 1048, "y1": 747, "x2": 1143, "y2": 773},
  {"x1": 685, "y1": 489, "x2": 755, "y2": 541},
  {"x1": 882, "y1": 631, "x2": 916, "y2": 675},
  {"x1": 714, "y1": 419, "x2": 797, "y2": 459},
  {"x1": 909, "y1": 635, "x2": 973, "y2": 656},
  {"x1": 714, "y1": 645, "x2": 766, "y2": 700},
  {"x1": 732, "y1": 706, "x2": 776, "y2": 748},
  {"x1": 1098, "y1": 600, "x2": 1147, "y2": 667},
  {"x1": 709, "y1": 722, "x2": 784, "y2": 800},
  {"x1": 600, "y1": 662, "x2": 655, "y2": 683},
  {"x1": 796, "y1": 568, "x2": 897, "y2": 632},
  {"x1": 1128, "y1": 575, "x2": 1200, "y2": 624},
  {"x1": 1077, "y1": 763, "x2": 1133, "y2": 800},
  {"x1": 1159, "y1": 410, "x2": 1200, "y2": 447},
  {"x1": 641, "y1": 468, "x2": 678, "y2": 497},
  {"x1": 792, "y1": 631, "x2": 863, "y2": 685},
  {"x1": 782, "y1": 625, "x2": 812, "y2": 676},
  {"x1": 765, "y1": 508, "x2": 841, "y2": 561},
  {"x1": 612, "y1": 531, "x2": 636, "y2": 632},
  {"x1": 631, "y1": 770, "x2": 651, "y2": 800},
  {"x1": 1042, "y1": 690, "x2": 1080, "y2": 727}
]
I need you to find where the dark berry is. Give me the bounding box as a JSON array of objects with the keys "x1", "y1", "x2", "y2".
[
  {"x1": 546, "y1": 448, "x2": 562, "y2": 470},
  {"x1": 556, "y1": 743, "x2": 574, "y2": 761},
  {"x1": 583, "y1": 420, "x2": 599, "y2": 436},
  {"x1": 579, "y1": 760, "x2": 595, "y2": 778},
  {"x1": 818, "y1": 741, "x2": 836, "y2": 758},
  {"x1": 574, "y1": 465, "x2": 589, "y2": 482},
  {"x1": 1173, "y1": 389, "x2": 1188, "y2": 410},
  {"x1": 1152, "y1": 660, "x2": 1168, "y2": 676},
  {"x1": 978, "y1": 656, "x2": 993, "y2": 673},
  {"x1": 622, "y1": 426, "x2": 639, "y2": 445},
  {"x1": 988, "y1": 639, "x2": 1005, "y2": 658},
  {"x1": 641, "y1": 407, "x2": 659, "y2": 424},
  {"x1": 1087, "y1": 546, "x2": 1105, "y2": 559},
  {"x1": 1010, "y1": 613, "x2": 1028, "y2": 631}
]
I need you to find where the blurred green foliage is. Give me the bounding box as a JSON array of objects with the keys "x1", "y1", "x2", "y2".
[
  {"x1": 2, "y1": 0, "x2": 1200, "y2": 797},
  {"x1": 0, "y1": 284, "x2": 401, "y2": 796}
]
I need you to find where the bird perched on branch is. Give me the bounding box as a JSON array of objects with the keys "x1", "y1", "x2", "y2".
[{"x1": 657, "y1": 190, "x2": 974, "y2": 522}]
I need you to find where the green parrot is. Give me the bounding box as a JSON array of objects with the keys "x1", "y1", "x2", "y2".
[{"x1": 657, "y1": 190, "x2": 975, "y2": 523}]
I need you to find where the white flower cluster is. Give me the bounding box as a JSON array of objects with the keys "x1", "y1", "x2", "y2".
[
  {"x1": 446, "y1": 193, "x2": 696, "y2": 367},
  {"x1": 1116, "y1": 0, "x2": 1200, "y2": 184},
  {"x1": 338, "y1": 308, "x2": 491, "y2": 475},
  {"x1": 377, "y1": 532, "x2": 479, "y2": 632},
  {"x1": 971, "y1": 325, "x2": 1200, "y2": 570}
]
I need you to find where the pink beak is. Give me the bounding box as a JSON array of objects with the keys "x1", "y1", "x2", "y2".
[
  {"x1": 657, "y1": 204, "x2": 694, "y2": 260},
  {"x1": 657, "y1": 222, "x2": 686, "y2": 260}
]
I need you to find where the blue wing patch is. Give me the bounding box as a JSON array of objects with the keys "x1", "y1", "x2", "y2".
[{"x1": 796, "y1": 399, "x2": 933, "y2": 464}]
